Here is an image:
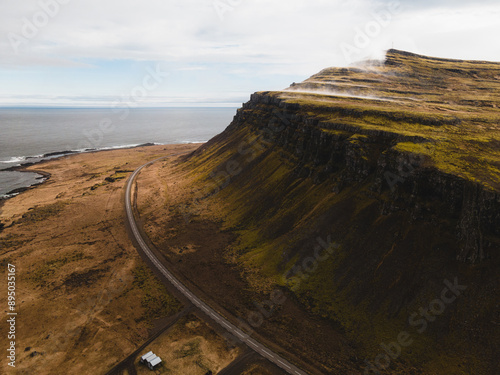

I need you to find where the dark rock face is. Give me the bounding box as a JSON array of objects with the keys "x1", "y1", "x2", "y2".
[
  {"x1": 225, "y1": 92, "x2": 499, "y2": 263},
  {"x1": 187, "y1": 51, "x2": 500, "y2": 373}
]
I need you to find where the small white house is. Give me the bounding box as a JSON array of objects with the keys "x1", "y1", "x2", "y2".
[
  {"x1": 140, "y1": 351, "x2": 162, "y2": 371},
  {"x1": 140, "y1": 351, "x2": 154, "y2": 364}
]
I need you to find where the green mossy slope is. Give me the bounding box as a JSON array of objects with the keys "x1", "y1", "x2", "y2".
[{"x1": 177, "y1": 50, "x2": 500, "y2": 374}]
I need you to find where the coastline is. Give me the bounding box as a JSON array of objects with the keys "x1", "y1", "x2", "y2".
[
  {"x1": 0, "y1": 142, "x2": 202, "y2": 224},
  {"x1": 0, "y1": 142, "x2": 187, "y2": 201},
  {"x1": 0, "y1": 142, "x2": 204, "y2": 373},
  {"x1": 0, "y1": 171, "x2": 51, "y2": 200}
]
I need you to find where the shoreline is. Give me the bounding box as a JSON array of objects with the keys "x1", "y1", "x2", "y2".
[
  {"x1": 0, "y1": 170, "x2": 51, "y2": 199},
  {"x1": 0, "y1": 142, "x2": 202, "y2": 208},
  {"x1": 0, "y1": 141, "x2": 206, "y2": 373},
  {"x1": 1, "y1": 142, "x2": 159, "y2": 173}
]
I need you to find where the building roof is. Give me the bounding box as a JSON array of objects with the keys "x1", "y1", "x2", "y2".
[
  {"x1": 150, "y1": 357, "x2": 162, "y2": 367},
  {"x1": 141, "y1": 351, "x2": 154, "y2": 361}
]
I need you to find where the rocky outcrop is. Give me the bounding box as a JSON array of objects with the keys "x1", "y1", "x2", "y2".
[{"x1": 223, "y1": 91, "x2": 499, "y2": 263}]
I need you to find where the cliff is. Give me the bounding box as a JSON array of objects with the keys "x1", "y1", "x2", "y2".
[
  {"x1": 179, "y1": 50, "x2": 500, "y2": 373},
  {"x1": 194, "y1": 49, "x2": 500, "y2": 264}
]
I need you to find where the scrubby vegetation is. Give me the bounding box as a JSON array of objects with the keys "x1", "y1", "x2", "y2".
[
  {"x1": 0, "y1": 233, "x2": 28, "y2": 251},
  {"x1": 173, "y1": 50, "x2": 500, "y2": 374},
  {"x1": 132, "y1": 263, "x2": 182, "y2": 319},
  {"x1": 90, "y1": 170, "x2": 132, "y2": 191},
  {"x1": 17, "y1": 201, "x2": 68, "y2": 224},
  {"x1": 29, "y1": 251, "x2": 93, "y2": 285},
  {"x1": 277, "y1": 49, "x2": 500, "y2": 190}
]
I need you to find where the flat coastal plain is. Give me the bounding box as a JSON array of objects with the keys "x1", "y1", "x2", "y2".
[{"x1": 0, "y1": 143, "x2": 235, "y2": 374}]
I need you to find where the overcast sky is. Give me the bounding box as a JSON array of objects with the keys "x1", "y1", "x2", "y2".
[{"x1": 1, "y1": 0, "x2": 499, "y2": 107}]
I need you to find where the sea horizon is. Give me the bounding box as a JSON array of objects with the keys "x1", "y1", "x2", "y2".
[{"x1": 0, "y1": 107, "x2": 236, "y2": 197}]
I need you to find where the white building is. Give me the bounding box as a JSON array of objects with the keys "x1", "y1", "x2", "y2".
[{"x1": 140, "y1": 351, "x2": 162, "y2": 371}]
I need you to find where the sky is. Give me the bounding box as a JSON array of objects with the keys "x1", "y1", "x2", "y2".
[{"x1": 1, "y1": 0, "x2": 499, "y2": 107}]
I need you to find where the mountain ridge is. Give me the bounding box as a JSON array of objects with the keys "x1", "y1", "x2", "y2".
[{"x1": 170, "y1": 49, "x2": 499, "y2": 373}]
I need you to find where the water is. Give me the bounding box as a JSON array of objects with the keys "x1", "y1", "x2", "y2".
[{"x1": 0, "y1": 107, "x2": 237, "y2": 197}]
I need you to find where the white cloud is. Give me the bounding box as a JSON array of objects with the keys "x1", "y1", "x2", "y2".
[
  {"x1": 0, "y1": 0, "x2": 380, "y2": 71},
  {"x1": 0, "y1": 93, "x2": 245, "y2": 107},
  {"x1": 386, "y1": 3, "x2": 500, "y2": 61},
  {"x1": 0, "y1": 0, "x2": 499, "y2": 105},
  {"x1": 3, "y1": 0, "x2": 499, "y2": 68}
]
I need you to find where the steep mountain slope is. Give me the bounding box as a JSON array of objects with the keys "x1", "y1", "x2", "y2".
[{"x1": 168, "y1": 50, "x2": 500, "y2": 374}]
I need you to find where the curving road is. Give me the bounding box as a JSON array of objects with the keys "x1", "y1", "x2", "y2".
[{"x1": 125, "y1": 156, "x2": 309, "y2": 375}]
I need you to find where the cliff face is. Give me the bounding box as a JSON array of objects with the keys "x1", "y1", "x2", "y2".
[
  {"x1": 225, "y1": 89, "x2": 500, "y2": 263},
  {"x1": 183, "y1": 50, "x2": 500, "y2": 373}
]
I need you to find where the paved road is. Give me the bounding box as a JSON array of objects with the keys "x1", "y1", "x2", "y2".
[{"x1": 125, "y1": 156, "x2": 309, "y2": 375}]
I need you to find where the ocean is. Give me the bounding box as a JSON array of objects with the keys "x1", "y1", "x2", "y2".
[{"x1": 0, "y1": 107, "x2": 237, "y2": 198}]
